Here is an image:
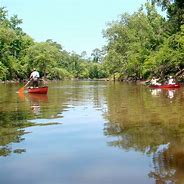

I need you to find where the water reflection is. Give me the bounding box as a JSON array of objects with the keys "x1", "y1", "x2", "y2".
[
  {"x1": 150, "y1": 88, "x2": 162, "y2": 97},
  {"x1": 0, "y1": 85, "x2": 58, "y2": 157},
  {"x1": 167, "y1": 89, "x2": 176, "y2": 99},
  {"x1": 103, "y1": 83, "x2": 184, "y2": 183},
  {"x1": 28, "y1": 94, "x2": 48, "y2": 115},
  {"x1": 149, "y1": 143, "x2": 184, "y2": 183},
  {"x1": 1, "y1": 81, "x2": 184, "y2": 183},
  {"x1": 0, "y1": 110, "x2": 32, "y2": 156},
  {"x1": 18, "y1": 93, "x2": 48, "y2": 115},
  {"x1": 150, "y1": 88, "x2": 177, "y2": 100}
]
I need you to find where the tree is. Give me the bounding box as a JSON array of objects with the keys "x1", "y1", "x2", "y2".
[
  {"x1": 151, "y1": 0, "x2": 184, "y2": 33},
  {"x1": 10, "y1": 15, "x2": 23, "y2": 31},
  {"x1": 25, "y1": 42, "x2": 62, "y2": 78},
  {"x1": 46, "y1": 39, "x2": 62, "y2": 50},
  {"x1": 103, "y1": 3, "x2": 165, "y2": 80},
  {"x1": 91, "y1": 48, "x2": 103, "y2": 63}
]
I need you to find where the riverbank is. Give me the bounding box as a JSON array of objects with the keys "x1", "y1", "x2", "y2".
[{"x1": 1, "y1": 77, "x2": 183, "y2": 85}]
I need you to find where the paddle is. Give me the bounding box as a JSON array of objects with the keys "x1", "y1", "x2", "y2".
[{"x1": 18, "y1": 80, "x2": 30, "y2": 93}]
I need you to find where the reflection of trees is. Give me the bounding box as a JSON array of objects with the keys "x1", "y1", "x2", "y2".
[
  {"x1": 0, "y1": 111, "x2": 33, "y2": 156},
  {"x1": 0, "y1": 109, "x2": 59, "y2": 156},
  {"x1": 105, "y1": 122, "x2": 184, "y2": 183},
  {"x1": 1, "y1": 81, "x2": 94, "y2": 156},
  {"x1": 103, "y1": 83, "x2": 184, "y2": 183},
  {"x1": 0, "y1": 129, "x2": 26, "y2": 156},
  {"x1": 104, "y1": 121, "x2": 182, "y2": 154},
  {"x1": 0, "y1": 81, "x2": 106, "y2": 156},
  {"x1": 149, "y1": 144, "x2": 184, "y2": 184}
]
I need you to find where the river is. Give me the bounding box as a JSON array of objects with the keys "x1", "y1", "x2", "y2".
[{"x1": 0, "y1": 80, "x2": 184, "y2": 184}]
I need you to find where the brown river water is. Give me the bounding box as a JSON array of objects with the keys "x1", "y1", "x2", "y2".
[{"x1": 0, "y1": 80, "x2": 184, "y2": 184}]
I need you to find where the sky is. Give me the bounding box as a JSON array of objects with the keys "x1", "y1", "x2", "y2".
[{"x1": 1, "y1": 0, "x2": 147, "y2": 55}]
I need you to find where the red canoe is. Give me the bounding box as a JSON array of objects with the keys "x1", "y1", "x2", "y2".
[
  {"x1": 149, "y1": 84, "x2": 181, "y2": 89},
  {"x1": 27, "y1": 86, "x2": 48, "y2": 94}
]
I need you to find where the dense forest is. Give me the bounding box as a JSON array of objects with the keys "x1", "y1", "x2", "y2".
[{"x1": 0, "y1": 0, "x2": 184, "y2": 81}]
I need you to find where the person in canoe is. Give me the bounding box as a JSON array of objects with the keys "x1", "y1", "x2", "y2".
[
  {"x1": 29, "y1": 68, "x2": 40, "y2": 87},
  {"x1": 150, "y1": 76, "x2": 161, "y2": 85},
  {"x1": 168, "y1": 76, "x2": 175, "y2": 85}
]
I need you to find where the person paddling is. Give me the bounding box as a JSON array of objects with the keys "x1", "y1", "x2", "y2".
[
  {"x1": 168, "y1": 76, "x2": 175, "y2": 85},
  {"x1": 150, "y1": 76, "x2": 161, "y2": 85},
  {"x1": 30, "y1": 68, "x2": 40, "y2": 87}
]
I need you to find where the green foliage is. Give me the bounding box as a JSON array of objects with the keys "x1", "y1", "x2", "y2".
[
  {"x1": 89, "y1": 63, "x2": 108, "y2": 79},
  {"x1": 1, "y1": 2, "x2": 184, "y2": 81},
  {"x1": 47, "y1": 67, "x2": 71, "y2": 80},
  {"x1": 25, "y1": 42, "x2": 62, "y2": 77},
  {"x1": 0, "y1": 62, "x2": 8, "y2": 80},
  {"x1": 91, "y1": 48, "x2": 104, "y2": 63},
  {"x1": 0, "y1": 7, "x2": 108, "y2": 81},
  {"x1": 143, "y1": 24, "x2": 184, "y2": 78},
  {"x1": 152, "y1": 0, "x2": 184, "y2": 33},
  {"x1": 77, "y1": 62, "x2": 89, "y2": 79},
  {"x1": 103, "y1": 1, "x2": 184, "y2": 80}
]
